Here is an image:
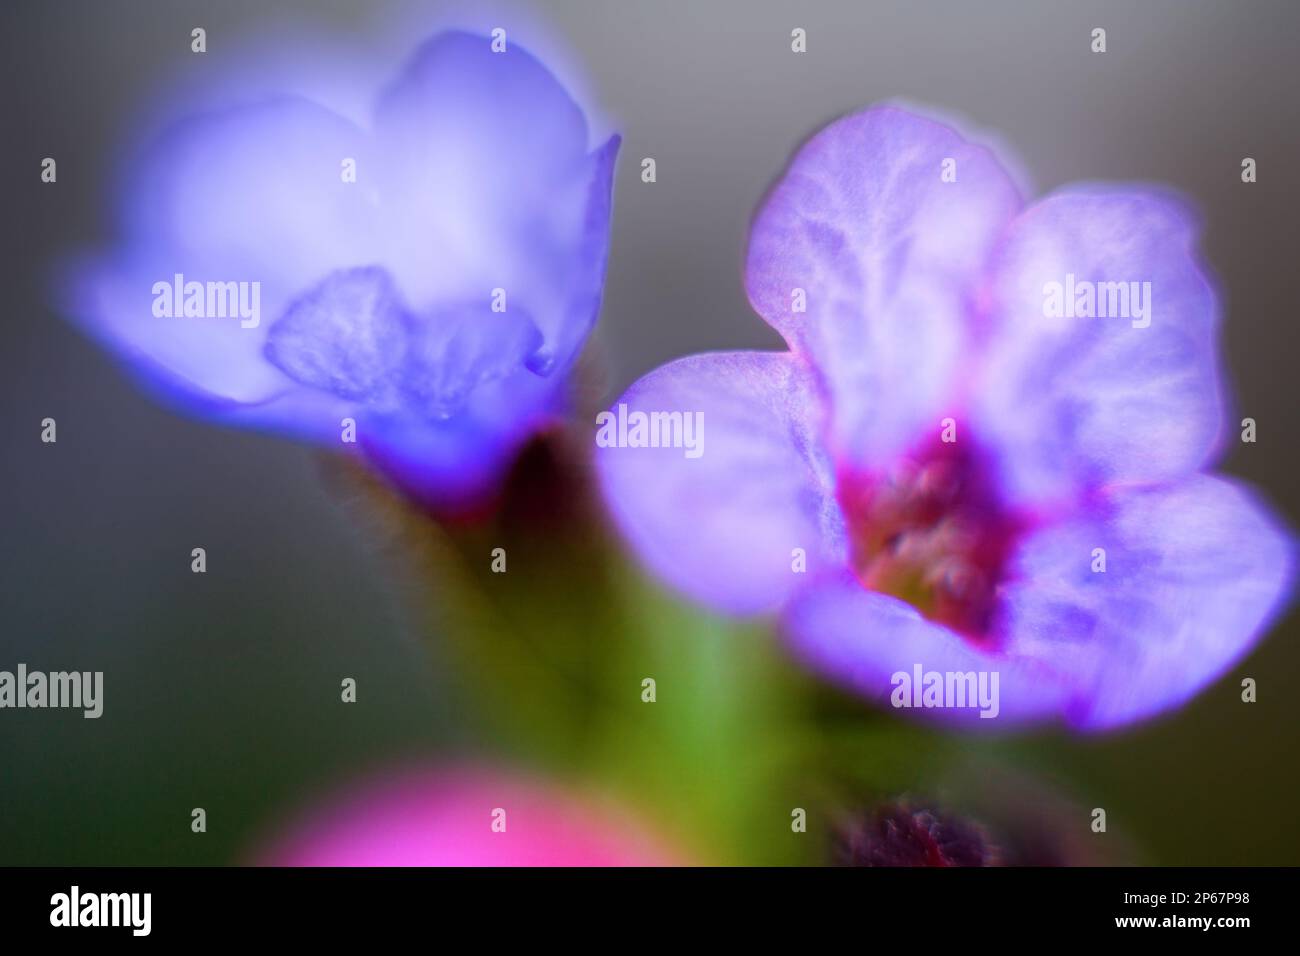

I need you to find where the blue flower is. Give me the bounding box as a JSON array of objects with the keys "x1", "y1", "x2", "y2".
[
  {"x1": 63, "y1": 31, "x2": 619, "y2": 511},
  {"x1": 596, "y1": 105, "x2": 1292, "y2": 731}
]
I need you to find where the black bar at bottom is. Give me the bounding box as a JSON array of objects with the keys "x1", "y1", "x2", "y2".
[{"x1": 0, "y1": 866, "x2": 1289, "y2": 941}]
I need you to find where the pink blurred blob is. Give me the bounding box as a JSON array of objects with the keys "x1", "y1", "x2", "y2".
[{"x1": 253, "y1": 766, "x2": 681, "y2": 867}]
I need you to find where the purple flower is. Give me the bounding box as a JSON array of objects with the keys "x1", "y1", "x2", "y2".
[
  {"x1": 597, "y1": 105, "x2": 1293, "y2": 731},
  {"x1": 62, "y1": 31, "x2": 618, "y2": 511}
]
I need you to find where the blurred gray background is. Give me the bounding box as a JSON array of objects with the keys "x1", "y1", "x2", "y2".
[{"x1": 1, "y1": 0, "x2": 1297, "y2": 864}]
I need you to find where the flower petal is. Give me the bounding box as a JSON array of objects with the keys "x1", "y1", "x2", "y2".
[
  {"x1": 64, "y1": 97, "x2": 375, "y2": 402},
  {"x1": 973, "y1": 188, "x2": 1225, "y2": 506},
  {"x1": 371, "y1": 31, "x2": 606, "y2": 360},
  {"x1": 548, "y1": 133, "x2": 621, "y2": 373},
  {"x1": 784, "y1": 573, "x2": 1073, "y2": 727},
  {"x1": 744, "y1": 105, "x2": 1023, "y2": 469},
  {"x1": 254, "y1": 766, "x2": 678, "y2": 866},
  {"x1": 373, "y1": 31, "x2": 588, "y2": 203},
  {"x1": 995, "y1": 474, "x2": 1293, "y2": 730},
  {"x1": 123, "y1": 97, "x2": 377, "y2": 296},
  {"x1": 596, "y1": 351, "x2": 846, "y2": 614}
]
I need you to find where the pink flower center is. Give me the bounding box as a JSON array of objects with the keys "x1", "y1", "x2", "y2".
[{"x1": 837, "y1": 435, "x2": 1024, "y2": 646}]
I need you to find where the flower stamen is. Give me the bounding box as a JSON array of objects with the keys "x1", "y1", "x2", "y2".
[{"x1": 839, "y1": 436, "x2": 1022, "y2": 645}]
